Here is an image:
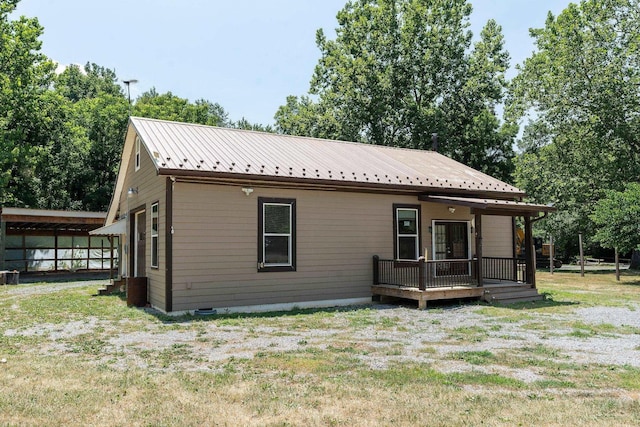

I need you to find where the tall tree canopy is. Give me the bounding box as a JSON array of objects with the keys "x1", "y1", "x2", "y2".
[
  {"x1": 0, "y1": 0, "x2": 272, "y2": 211},
  {"x1": 509, "y1": 0, "x2": 640, "y2": 256},
  {"x1": 0, "y1": 0, "x2": 55, "y2": 206},
  {"x1": 590, "y1": 183, "x2": 640, "y2": 255},
  {"x1": 275, "y1": 0, "x2": 516, "y2": 181},
  {"x1": 133, "y1": 89, "x2": 230, "y2": 127}
]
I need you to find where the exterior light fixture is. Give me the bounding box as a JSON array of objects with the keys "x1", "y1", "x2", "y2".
[
  {"x1": 127, "y1": 187, "x2": 138, "y2": 197},
  {"x1": 448, "y1": 206, "x2": 456, "y2": 214},
  {"x1": 242, "y1": 187, "x2": 254, "y2": 196}
]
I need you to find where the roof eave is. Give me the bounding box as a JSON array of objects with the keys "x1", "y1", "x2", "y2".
[
  {"x1": 158, "y1": 168, "x2": 526, "y2": 199},
  {"x1": 105, "y1": 119, "x2": 161, "y2": 225}
]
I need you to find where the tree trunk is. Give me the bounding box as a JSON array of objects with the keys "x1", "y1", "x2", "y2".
[{"x1": 630, "y1": 249, "x2": 640, "y2": 270}]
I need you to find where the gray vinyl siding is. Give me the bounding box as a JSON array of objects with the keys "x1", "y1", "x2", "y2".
[
  {"x1": 117, "y1": 133, "x2": 166, "y2": 309},
  {"x1": 481, "y1": 216, "x2": 514, "y2": 258},
  {"x1": 171, "y1": 183, "x2": 420, "y2": 311},
  {"x1": 119, "y1": 166, "x2": 511, "y2": 312},
  {"x1": 169, "y1": 182, "x2": 509, "y2": 312}
]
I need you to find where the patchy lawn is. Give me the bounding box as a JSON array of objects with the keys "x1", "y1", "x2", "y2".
[{"x1": 1, "y1": 271, "x2": 639, "y2": 426}]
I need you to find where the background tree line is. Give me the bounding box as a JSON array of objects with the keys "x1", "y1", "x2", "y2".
[
  {"x1": 1, "y1": 0, "x2": 639, "y2": 262},
  {"x1": 0, "y1": 0, "x2": 270, "y2": 212}
]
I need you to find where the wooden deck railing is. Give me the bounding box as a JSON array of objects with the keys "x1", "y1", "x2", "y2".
[
  {"x1": 373, "y1": 256, "x2": 528, "y2": 289},
  {"x1": 373, "y1": 256, "x2": 479, "y2": 290},
  {"x1": 482, "y1": 257, "x2": 526, "y2": 283}
]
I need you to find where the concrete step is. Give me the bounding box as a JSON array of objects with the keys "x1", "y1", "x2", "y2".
[{"x1": 97, "y1": 279, "x2": 125, "y2": 296}]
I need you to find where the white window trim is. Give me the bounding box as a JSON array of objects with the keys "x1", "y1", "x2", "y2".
[
  {"x1": 396, "y1": 207, "x2": 419, "y2": 261},
  {"x1": 151, "y1": 202, "x2": 159, "y2": 268},
  {"x1": 135, "y1": 136, "x2": 141, "y2": 171},
  {"x1": 263, "y1": 202, "x2": 292, "y2": 267},
  {"x1": 430, "y1": 220, "x2": 472, "y2": 262}
]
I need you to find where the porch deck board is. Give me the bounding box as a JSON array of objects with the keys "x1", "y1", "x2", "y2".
[
  {"x1": 371, "y1": 280, "x2": 536, "y2": 309},
  {"x1": 371, "y1": 284, "x2": 484, "y2": 309}
]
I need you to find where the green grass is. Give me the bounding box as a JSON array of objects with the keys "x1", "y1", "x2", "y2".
[
  {"x1": 449, "y1": 350, "x2": 495, "y2": 365},
  {"x1": 448, "y1": 325, "x2": 490, "y2": 342},
  {"x1": 1, "y1": 271, "x2": 640, "y2": 425}
]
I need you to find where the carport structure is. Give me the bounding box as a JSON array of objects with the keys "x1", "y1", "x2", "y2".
[{"x1": 0, "y1": 207, "x2": 117, "y2": 274}]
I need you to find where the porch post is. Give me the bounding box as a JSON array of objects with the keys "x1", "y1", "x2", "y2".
[
  {"x1": 418, "y1": 258, "x2": 426, "y2": 291},
  {"x1": 109, "y1": 236, "x2": 114, "y2": 280},
  {"x1": 373, "y1": 255, "x2": 380, "y2": 285},
  {"x1": 524, "y1": 216, "x2": 536, "y2": 287},
  {"x1": 474, "y1": 213, "x2": 483, "y2": 287}
]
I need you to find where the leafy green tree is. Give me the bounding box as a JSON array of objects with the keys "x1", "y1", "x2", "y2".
[
  {"x1": 55, "y1": 62, "x2": 122, "y2": 102},
  {"x1": 0, "y1": 0, "x2": 55, "y2": 206},
  {"x1": 509, "y1": 0, "x2": 640, "y2": 258},
  {"x1": 232, "y1": 117, "x2": 274, "y2": 133},
  {"x1": 72, "y1": 94, "x2": 129, "y2": 211},
  {"x1": 276, "y1": 0, "x2": 515, "y2": 181},
  {"x1": 47, "y1": 63, "x2": 129, "y2": 211},
  {"x1": 591, "y1": 183, "x2": 640, "y2": 269},
  {"x1": 133, "y1": 89, "x2": 230, "y2": 127},
  {"x1": 274, "y1": 95, "x2": 348, "y2": 140}
]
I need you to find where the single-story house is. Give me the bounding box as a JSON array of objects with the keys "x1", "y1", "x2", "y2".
[
  {"x1": 0, "y1": 207, "x2": 118, "y2": 274},
  {"x1": 97, "y1": 117, "x2": 553, "y2": 314}
]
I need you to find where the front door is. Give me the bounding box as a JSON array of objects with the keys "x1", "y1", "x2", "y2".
[
  {"x1": 433, "y1": 221, "x2": 469, "y2": 275},
  {"x1": 134, "y1": 210, "x2": 146, "y2": 277}
]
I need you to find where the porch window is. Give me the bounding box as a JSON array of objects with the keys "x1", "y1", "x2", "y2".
[
  {"x1": 258, "y1": 197, "x2": 296, "y2": 272},
  {"x1": 135, "y1": 136, "x2": 141, "y2": 171},
  {"x1": 394, "y1": 204, "x2": 421, "y2": 260},
  {"x1": 151, "y1": 202, "x2": 159, "y2": 268}
]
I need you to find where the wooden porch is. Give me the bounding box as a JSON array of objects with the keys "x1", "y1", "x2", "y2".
[{"x1": 371, "y1": 256, "x2": 543, "y2": 308}]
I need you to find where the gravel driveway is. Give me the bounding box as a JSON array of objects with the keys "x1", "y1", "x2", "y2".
[{"x1": 4, "y1": 279, "x2": 639, "y2": 380}]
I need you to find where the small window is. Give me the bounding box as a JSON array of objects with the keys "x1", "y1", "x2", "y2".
[
  {"x1": 394, "y1": 205, "x2": 421, "y2": 260},
  {"x1": 151, "y1": 202, "x2": 159, "y2": 268},
  {"x1": 135, "y1": 136, "x2": 141, "y2": 171},
  {"x1": 258, "y1": 197, "x2": 296, "y2": 272}
]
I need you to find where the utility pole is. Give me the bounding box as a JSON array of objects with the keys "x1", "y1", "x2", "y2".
[{"x1": 123, "y1": 79, "x2": 138, "y2": 115}]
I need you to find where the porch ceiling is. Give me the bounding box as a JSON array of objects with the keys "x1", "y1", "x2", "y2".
[{"x1": 418, "y1": 195, "x2": 555, "y2": 217}]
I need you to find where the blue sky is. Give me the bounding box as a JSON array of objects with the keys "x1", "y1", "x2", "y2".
[{"x1": 17, "y1": 0, "x2": 571, "y2": 126}]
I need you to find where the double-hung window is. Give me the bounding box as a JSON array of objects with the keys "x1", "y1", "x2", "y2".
[
  {"x1": 151, "y1": 202, "x2": 159, "y2": 268},
  {"x1": 394, "y1": 204, "x2": 421, "y2": 260},
  {"x1": 258, "y1": 197, "x2": 296, "y2": 272}
]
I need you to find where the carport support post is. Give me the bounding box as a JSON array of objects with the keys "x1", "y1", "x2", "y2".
[
  {"x1": 474, "y1": 213, "x2": 483, "y2": 286},
  {"x1": 524, "y1": 216, "x2": 535, "y2": 288}
]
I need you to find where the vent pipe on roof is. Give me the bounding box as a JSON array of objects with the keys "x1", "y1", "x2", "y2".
[{"x1": 431, "y1": 133, "x2": 439, "y2": 152}]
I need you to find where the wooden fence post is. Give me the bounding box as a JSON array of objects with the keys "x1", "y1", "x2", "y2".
[
  {"x1": 550, "y1": 235, "x2": 554, "y2": 275},
  {"x1": 579, "y1": 233, "x2": 585, "y2": 278}
]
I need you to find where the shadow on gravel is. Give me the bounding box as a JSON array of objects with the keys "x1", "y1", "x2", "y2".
[
  {"x1": 141, "y1": 303, "x2": 379, "y2": 324},
  {"x1": 492, "y1": 297, "x2": 578, "y2": 310}
]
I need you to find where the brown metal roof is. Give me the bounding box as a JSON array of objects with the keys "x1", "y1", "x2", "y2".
[
  {"x1": 130, "y1": 117, "x2": 524, "y2": 198},
  {"x1": 1, "y1": 208, "x2": 106, "y2": 232},
  {"x1": 419, "y1": 195, "x2": 555, "y2": 216}
]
